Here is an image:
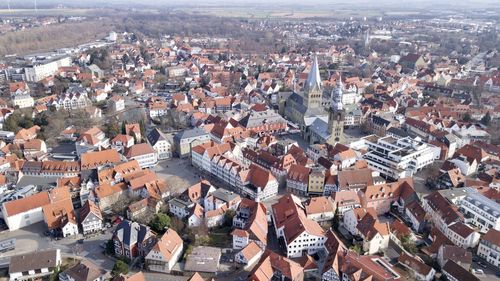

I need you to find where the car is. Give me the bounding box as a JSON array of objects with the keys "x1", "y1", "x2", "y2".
[
  {"x1": 477, "y1": 261, "x2": 487, "y2": 268},
  {"x1": 472, "y1": 269, "x2": 484, "y2": 275},
  {"x1": 77, "y1": 239, "x2": 84, "y2": 244}
]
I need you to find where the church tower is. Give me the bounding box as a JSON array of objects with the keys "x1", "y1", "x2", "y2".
[
  {"x1": 327, "y1": 76, "x2": 345, "y2": 144},
  {"x1": 303, "y1": 56, "x2": 323, "y2": 110}
]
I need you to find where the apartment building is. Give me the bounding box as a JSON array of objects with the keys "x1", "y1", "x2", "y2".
[
  {"x1": 352, "y1": 135, "x2": 440, "y2": 179},
  {"x1": 477, "y1": 229, "x2": 500, "y2": 267},
  {"x1": 458, "y1": 189, "x2": 500, "y2": 233}
]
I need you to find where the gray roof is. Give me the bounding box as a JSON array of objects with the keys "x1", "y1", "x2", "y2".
[
  {"x1": 174, "y1": 128, "x2": 208, "y2": 141},
  {"x1": 239, "y1": 110, "x2": 286, "y2": 128},
  {"x1": 309, "y1": 118, "x2": 330, "y2": 140},
  {"x1": 60, "y1": 260, "x2": 108, "y2": 281},
  {"x1": 184, "y1": 246, "x2": 221, "y2": 273},
  {"x1": 304, "y1": 56, "x2": 322, "y2": 93},
  {"x1": 211, "y1": 188, "x2": 240, "y2": 203},
  {"x1": 147, "y1": 128, "x2": 168, "y2": 146},
  {"x1": 113, "y1": 220, "x2": 151, "y2": 247},
  {"x1": 9, "y1": 249, "x2": 59, "y2": 273}
]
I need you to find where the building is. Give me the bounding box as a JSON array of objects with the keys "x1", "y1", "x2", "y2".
[
  {"x1": 458, "y1": 189, "x2": 500, "y2": 233},
  {"x1": 477, "y1": 229, "x2": 500, "y2": 267},
  {"x1": 397, "y1": 253, "x2": 435, "y2": 281},
  {"x1": 437, "y1": 245, "x2": 472, "y2": 270},
  {"x1": 109, "y1": 95, "x2": 125, "y2": 112},
  {"x1": 2, "y1": 191, "x2": 51, "y2": 231},
  {"x1": 12, "y1": 94, "x2": 34, "y2": 109},
  {"x1": 147, "y1": 128, "x2": 172, "y2": 160},
  {"x1": 19, "y1": 54, "x2": 71, "y2": 82},
  {"x1": 250, "y1": 250, "x2": 304, "y2": 281},
  {"x1": 145, "y1": 228, "x2": 183, "y2": 273},
  {"x1": 9, "y1": 249, "x2": 61, "y2": 281},
  {"x1": 75, "y1": 127, "x2": 110, "y2": 156},
  {"x1": 55, "y1": 86, "x2": 91, "y2": 111},
  {"x1": 124, "y1": 143, "x2": 158, "y2": 168},
  {"x1": 446, "y1": 221, "x2": 480, "y2": 249},
  {"x1": 59, "y1": 260, "x2": 108, "y2": 281},
  {"x1": 235, "y1": 241, "x2": 263, "y2": 268},
  {"x1": 113, "y1": 220, "x2": 155, "y2": 259},
  {"x1": 79, "y1": 200, "x2": 103, "y2": 236},
  {"x1": 441, "y1": 260, "x2": 480, "y2": 281},
  {"x1": 174, "y1": 128, "x2": 211, "y2": 158},
  {"x1": 184, "y1": 246, "x2": 221, "y2": 273},
  {"x1": 353, "y1": 135, "x2": 440, "y2": 179},
  {"x1": 232, "y1": 198, "x2": 268, "y2": 250},
  {"x1": 281, "y1": 56, "x2": 345, "y2": 145},
  {"x1": 272, "y1": 194, "x2": 326, "y2": 258},
  {"x1": 239, "y1": 164, "x2": 279, "y2": 202}
]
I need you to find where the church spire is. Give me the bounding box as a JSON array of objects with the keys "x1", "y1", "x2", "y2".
[
  {"x1": 332, "y1": 75, "x2": 344, "y2": 111},
  {"x1": 304, "y1": 55, "x2": 322, "y2": 93}
]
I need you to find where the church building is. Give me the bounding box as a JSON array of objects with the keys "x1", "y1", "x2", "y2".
[{"x1": 281, "y1": 56, "x2": 345, "y2": 145}]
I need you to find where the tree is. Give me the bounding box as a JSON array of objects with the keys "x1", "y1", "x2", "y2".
[
  {"x1": 105, "y1": 239, "x2": 115, "y2": 256},
  {"x1": 104, "y1": 120, "x2": 121, "y2": 139},
  {"x1": 481, "y1": 111, "x2": 491, "y2": 126},
  {"x1": 149, "y1": 213, "x2": 171, "y2": 234},
  {"x1": 462, "y1": 113, "x2": 472, "y2": 122},
  {"x1": 350, "y1": 244, "x2": 363, "y2": 255},
  {"x1": 400, "y1": 234, "x2": 418, "y2": 254},
  {"x1": 112, "y1": 260, "x2": 129, "y2": 277}
]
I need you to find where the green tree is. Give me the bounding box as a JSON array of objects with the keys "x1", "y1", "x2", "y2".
[
  {"x1": 112, "y1": 260, "x2": 129, "y2": 277},
  {"x1": 462, "y1": 113, "x2": 472, "y2": 122},
  {"x1": 400, "y1": 234, "x2": 418, "y2": 254},
  {"x1": 481, "y1": 111, "x2": 491, "y2": 126},
  {"x1": 104, "y1": 120, "x2": 121, "y2": 139},
  {"x1": 149, "y1": 213, "x2": 171, "y2": 234},
  {"x1": 350, "y1": 244, "x2": 363, "y2": 255}
]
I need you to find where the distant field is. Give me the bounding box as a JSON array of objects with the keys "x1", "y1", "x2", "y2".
[
  {"x1": 177, "y1": 7, "x2": 384, "y2": 19},
  {"x1": 0, "y1": 8, "x2": 96, "y2": 16},
  {"x1": 0, "y1": 19, "x2": 115, "y2": 57}
]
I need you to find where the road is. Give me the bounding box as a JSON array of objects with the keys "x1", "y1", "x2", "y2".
[{"x1": 0, "y1": 222, "x2": 115, "y2": 271}]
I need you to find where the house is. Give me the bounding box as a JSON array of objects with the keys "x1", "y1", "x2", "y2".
[
  {"x1": 23, "y1": 139, "x2": 47, "y2": 159},
  {"x1": 272, "y1": 194, "x2": 326, "y2": 258},
  {"x1": 42, "y1": 188, "x2": 79, "y2": 237},
  {"x1": 93, "y1": 183, "x2": 128, "y2": 211},
  {"x1": 108, "y1": 95, "x2": 125, "y2": 112},
  {"x1": 127, "y1": 197, "x2": 161, "y2": 220},
  {"x1": 355, "y1": 210, "x2": 390, "y2": 254},
  {"x1": 397, "y1": 253, "x2": 435, "y2": 281},
  {"x1": 441, "y1": 260, "x2": 480, "y2": 281},
  {"x1": 79, "y1": 200, "x2": 103, "y2": 236},
  {"x1": 9, "y1": 249, "x2": 61, "y2": 281},
  {"x1": 112, "y1": 272, "x2": 146, "y2": 281},
  {"x1": 174, "y1": 128, "x2": 211, "y2": 158},
  {"x1": 404, "y1": 200, "x2": 427, "y2": 233},
  {"x1": 113, "y1": 220, "x2": 156, "y2": 259},
  {"x1": 125, "y1": 123, "x2": 142, "y2": 142},
  {"x1": 232, "y1": 198, "x2": 268, "y2": 250},
  {"x1": 111, "y1": 134, "x2": 135, "y2": 151},
  {"x1": 184, "y1": 246, "x2": 221, "y2": 273},
  {"x1": 250, "y1": 250, "x2": 304, "y2": 281},
  {"x1": 476, "y1": 229, "x2": 500, "y2": 267},
  {"x1": 235, "y1": 241, "x2": 264, "y2": 268},
  {"x1": 458, "y1": 189, "x2": 500, "y2": 233},
  {"x1": 304, "y1": 196, "x2": 336, "y2": 224},
  {"x1": 80, "y1": 149, "x2": 121, "y2": 170},
  {"x1": 147, "y1": 128, "x2": 172, "y2": 160},
  {"x1": 446, "y1": 221, "x2": 480, "y2": 249},
  {"x1": 286, "y1": 164, "x2": 310, "y2": 196},
  {"x1": 13, "y1": 125, "x2": 40, "y2": 145},
  {"x1": 124, "y1": 143, "x2": 158, "y2": 168},
  {"x1": 12, "y1": 94, "x2": 35, "y2": 109},
  {"x1": 437, "y1": 244, "x2": 472, "y2": 270},
  {"x1": 338, "y1": 251, "x2": 401, "y2": 281},
  {"x1": 145, "y1": 228, "x2": 183, "y2": 273},
  {"x1": 59, "y1": 260, "x2": 109, "y2": 281},
  {"x1": 239, "y1": 164, "x2": 279, "y2": 202},
  {"x1": 2, "y1": 191, "x2": 50, "y2": 231},
  {"x1": 75, "y1": 127, "x2": 110, "y2": 156}
]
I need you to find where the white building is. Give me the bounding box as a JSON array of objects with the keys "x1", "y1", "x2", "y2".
[
  {"x1": 477, "y1": 229, "x2": 500, "y2": 267},
  {"x1": 125, "y1": 143, "x2": 158, "y2": 168},
  {"x1": 458, "y1": 189, "x2": 500, "y2": 233},
  {"x1": 9, "y1": 249, "x2": 61, "y2": 281},
  {"x1": 79, "y1": 200, "x2": 103, "y2": 236},
  {"x1": 55, "y1": 86, "x2": 91, "y2": 111},
  {"x1": 272, "y1": 194, "x2": 326, "y2": 258},
  {"x1": 1, "y1": 191, "x2": 50, "y2": 231},
  {"x1": 145, "y1": 229, "x2": 183, "y2": 273},
  {"x1": 23, "y1": 55, "x2": 71, "y2": 82},
  {"x1": 147, "y1": 128, "x2": 172, "y2": 160},
  {"x1": 353, "y1": 135, "x2": 441, "y2": 179},
  {"x1": 446, "y1": 221, "x2": 480, "y2": 249},
  {"x1": 12, "y1": 94, "x2": 34, "y2": 109}
]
